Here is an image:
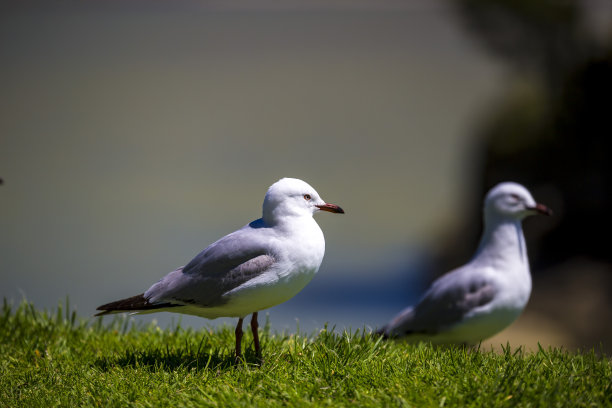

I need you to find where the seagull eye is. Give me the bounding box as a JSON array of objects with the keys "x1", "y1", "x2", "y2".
[
  {"x1": 303, "y1": 194, "x2": 312, "y2": 201},
  {"x1": 510, "y1": 193, "x2": 521, "y2": 202}
]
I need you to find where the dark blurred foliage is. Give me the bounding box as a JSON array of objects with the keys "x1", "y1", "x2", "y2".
[
  {"x1": 435, "y1": 0, "x2": 612, "y2": 268},
  {"x1": 473, "y1": 51, "x2": 612, "y2": 269},
  {"x1": 431, "y1": 0, "x2": 612, "y2": 351},
  {"x1": 458, "y1": 0, "x2": 593, "y2": 97}
]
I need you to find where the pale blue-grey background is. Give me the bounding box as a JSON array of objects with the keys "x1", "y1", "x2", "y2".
[{"x1": 3, "y1": 1, "x2": 609, "y2": 345}]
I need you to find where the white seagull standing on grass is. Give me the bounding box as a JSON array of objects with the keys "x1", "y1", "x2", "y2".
[
  {"x1": 378, "y1": 182, "x2": 552, "y2": 344},
  {"x1": 96, "y1": 177, "x2": 344, "y2": 360}
]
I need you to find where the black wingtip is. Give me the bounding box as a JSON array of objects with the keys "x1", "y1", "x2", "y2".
[
  {"x1": 95, "y1": 293, "x2": 180, "y2": 316},
  {"x1": 94, "y1": 309, "x2": 114, "y2": 317},
  {"x1": 375, "y1": 327, "x2": 389, "y2": 339}
]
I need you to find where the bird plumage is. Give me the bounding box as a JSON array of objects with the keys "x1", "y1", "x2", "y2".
[
  {"x1": 96, "y1": 177, "x2": 344, "y2": 359},
  {"x1": 378, "y1": 182, "x2": 551, "y2": 344}
]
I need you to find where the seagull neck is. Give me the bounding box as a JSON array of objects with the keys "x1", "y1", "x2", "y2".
[
  {"x1": 262, "y1": 212, "x2": 313, "y2": 231},
  {"x1": 473, "y1": 217, "x2": 528, "y2": 269}
]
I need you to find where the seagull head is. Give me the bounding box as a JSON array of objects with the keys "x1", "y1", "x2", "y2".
[
  {"x1": 484, "y1": 182, "x2": 552, "y2": 221},
  {"x1": 262, "y1": 177, "x2": 344, "y2": 224}
]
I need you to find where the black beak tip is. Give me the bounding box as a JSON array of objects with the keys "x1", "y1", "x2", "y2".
[
  {"x1": 531, "y1": 203, "x2": 552, "y2": 216},
  {"x1": 316, "y1": 203, "x2": 345, "y2": 214}
]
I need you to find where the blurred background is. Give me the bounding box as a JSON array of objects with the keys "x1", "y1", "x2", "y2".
[{"x1": 1, "y1": 0, "x2": 611, "y2": 353}]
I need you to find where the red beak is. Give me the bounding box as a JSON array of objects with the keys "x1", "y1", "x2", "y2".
[
  {"x1": 316, "y1": 203, "x2": 345, "y2": 214},
  {"x1": 527, "y1": 203, "x2": 553, "y2": 216}
]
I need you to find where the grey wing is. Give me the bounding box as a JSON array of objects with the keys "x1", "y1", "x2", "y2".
[
  {"x1": 383, "y1": 268, "x2": 497, "y2": 336},
  {"x1": 144, "y1": 222, "x2": 277, "y2": 307}
]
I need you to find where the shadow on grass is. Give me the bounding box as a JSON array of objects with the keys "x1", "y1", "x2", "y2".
[
  {"x1": 94, "y1": 344, "x2": 264, "y2": 372},
  {"x1": 92, "y1": 316, "x2": 273, "y2": 372}
]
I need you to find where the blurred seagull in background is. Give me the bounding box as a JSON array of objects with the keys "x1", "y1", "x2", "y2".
[
  {"x1": 378, "y1": 182, "x2": 551, "y2": 344},
  {"x1": 96, "y1": 177, "x2": 344, "y2": 360}
]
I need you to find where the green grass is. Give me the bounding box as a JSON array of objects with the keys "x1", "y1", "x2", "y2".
[{"x1": 1, "y1": 300, "x2": 610, "y2": 408}]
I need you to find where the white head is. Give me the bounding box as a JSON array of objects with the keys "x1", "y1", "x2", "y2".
[
  {"x1": 484, "y1": 182, "x2": 552, "y2": 222},
  {"x1": 262, "y1": 178, "x2": 344, "y2": 225}
]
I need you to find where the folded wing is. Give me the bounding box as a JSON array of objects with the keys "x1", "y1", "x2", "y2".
[
  {"x1": 383, "y1": 267, "x2": 497, "y2": 336},
  {"x1": 144, "y1": 222, "x2": 277, "y2": 308}
]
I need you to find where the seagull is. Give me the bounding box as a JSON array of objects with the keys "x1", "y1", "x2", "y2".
[
  {"x1": 96, "y1": 177, "x2": 344, "y2": 360},
  {"x1": 378, "y1": 182, "x2": 552, "y2": 344}
]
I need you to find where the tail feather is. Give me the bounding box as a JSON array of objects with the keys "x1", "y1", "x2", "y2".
[
  {"x1": 95, "y1": 293, "x2": 180, "y2": 316},
  {"x1": 375, "y1": 326, "x2": 390, "y2": 339}
]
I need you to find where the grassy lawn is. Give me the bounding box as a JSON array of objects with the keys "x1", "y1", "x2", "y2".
[{"x1": 1, "y1": 300, "x2": 610, "y2": 407}]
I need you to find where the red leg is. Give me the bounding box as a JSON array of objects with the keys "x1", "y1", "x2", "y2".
[
  {"x1": 250, "y1": 312, "x2": 261, "y2": 357},
  {"x1": 235, "y1": 317, "x2": 244, "y2": 362}
]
